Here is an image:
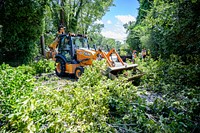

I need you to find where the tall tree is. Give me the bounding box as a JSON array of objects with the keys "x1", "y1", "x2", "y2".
[
  {"x1": 143, "y1": 0, "x2": 200, "y2": 59},
  {"x1": 49, "y1": 0, "x2": 113, "y2": 33},
  {"x1": 126, "y1": 0, "x2": 200, "y2": 60},
  {"x1": 0, "y1": 0, "x2": 48, "y2": 65},
  {"x1": 126, "y1": 0, "x2": 152, "y2": 52}
]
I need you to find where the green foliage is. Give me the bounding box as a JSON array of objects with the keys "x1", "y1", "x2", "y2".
[
  {"x1": 126, "y1": 25, "x2": 143, "y2": 51},
  {"x1": 136, "y1": 0, "x2": 153, "y2": 25},
  {"x1": 138, "y1": 55, "x2": 200, "y2": 92},
  {"x1": 0, "y1": 0, "x2": 48, "y2": 64},
  {"x1": 107, "y1": 79, "x2": 150, "y2": 132},
  {"x1": 30, "y1": 59, "x2": 55, "y2": 75},
  {"x1": 88, "y1": 32, "x2": 122, "y2": 51},
  {"x1": 0, "y1": 57, "x2": 199, "y2": 132},
  {"x1": 125, "y1": 0, "x2": 152, "y2": 52},
  {"x1": 48, "y1": 0, "x2": 114, "y2": 34},
  {"x1": 127, "y1": 0, "x2": 200, "y2": 60},
  {"x1": 15, "y1": 59, "x2": 55, "y2": 76},
  {"x1": 0, "y1": 60, "x2": 112, "y2": 132},
  {"x1": 0, "y1": 63, "x2": 35, "y2": 128},
  {"x1": 119, "y1": 43, "x2": 131, "y2": 56},
  {"x1": 0, "y1": 59, "x2": 54, "y2": 129},
  {"x1": 137, "y1": 55, "x2": 200, "y2": 132},
  {"x1": 105, "y1": 55, "x2": 199, "y2": 132}
]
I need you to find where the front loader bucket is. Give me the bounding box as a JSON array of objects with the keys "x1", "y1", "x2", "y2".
[{"x1": 106, "y1": 64, "x2": 144, "y2": 81}]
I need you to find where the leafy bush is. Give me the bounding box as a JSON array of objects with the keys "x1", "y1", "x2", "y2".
[
  {"x1": 138, "y1": 55, "x2": 200, "y2": 93},
  {"x1": 31, "y1": 59, "x2": 55, "y2": 75},
  {"x1": 0, "y1": 61, "x2": 112, "y2": 132},
  {"x1": 15, "y1": 59, "x2": 55, "y2": 76},
  {"x1": 136, "y1": 55, "x2": 200, "y2": 132},
  {"x1": 1, "y1": 58, "x2": 199, "y2": 132},
  {"x1": 0, "y1": 0, "x2": 48, "y2": 64},
  {"x1": 0, "y1": 63, "x2": 35, "y2": 129}
]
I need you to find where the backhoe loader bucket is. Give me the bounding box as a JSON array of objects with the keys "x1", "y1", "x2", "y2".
[
  {"x1": 97, "y1": 48, "x2": 144, "y2": 82},
  {"x1": 105, "y1": 64, "x2": 144, "y2": 81}
]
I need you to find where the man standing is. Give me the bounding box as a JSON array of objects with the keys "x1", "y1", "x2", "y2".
[
  {"x1": 132, "y1": 50, "x2": 137, "y2": 63},
  {"x1": 142, "y1": 48, "x2": 147, "y2": 59}
]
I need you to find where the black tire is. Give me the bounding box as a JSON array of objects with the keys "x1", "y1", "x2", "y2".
[
  {"x1": 75, "y1": 67, "x2": 84, "y2": 79},
  {"x1": 55, "y1": 58, "x2": 66, "y2": 77},
  {"x1": 133, "y1": 78, "x2": 141, "y2": 86}
]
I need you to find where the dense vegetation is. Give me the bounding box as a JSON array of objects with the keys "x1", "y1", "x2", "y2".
[
  {"x1": 126, "y1": 0, "x2": 200, "y2": 60},
  {"x1": 0, "y1": 0, "x2": 48, "y2": 64},
  {"x1": 0, "y1": 58, "x2": 199, "y2": 132},
  {"x1": 0, "y1": 0, "x2": 115, "y2": 65},
  {"x1": 0, "y1": 0, "x2": 199, "y2": 132}
]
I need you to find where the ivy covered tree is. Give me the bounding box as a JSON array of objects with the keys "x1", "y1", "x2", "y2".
[{"x1": 0, "y1": 0, "x2": 49, "y2": 65}]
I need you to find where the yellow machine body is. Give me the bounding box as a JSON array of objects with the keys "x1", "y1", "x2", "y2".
[
  {"x1": 62, "y1": 49, "x2": 96, "y2": 74},
  {"x1": 65, "y1": 64, "x2": 80, "y2": 74},
  {"x1": 76, "y1": 48, "x2": 97, "y2": 65}
]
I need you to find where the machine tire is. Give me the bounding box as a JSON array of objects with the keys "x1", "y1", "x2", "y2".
[
  {"x1": 55, "y1": 58, "x2": 66, "y2": 77},
  {"x1": 75, "y1": 67, "x2": 84, "y2": 79},
  {"x1": 133, "y1": 78, "x2": 141, "y2": 86}
]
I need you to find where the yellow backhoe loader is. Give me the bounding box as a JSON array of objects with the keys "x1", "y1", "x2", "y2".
[{"x1": 45, "y1": 29, "x2": 143, "y2": 80}]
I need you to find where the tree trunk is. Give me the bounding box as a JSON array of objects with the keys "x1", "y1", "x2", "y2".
[
  {"x1": 40, "y1": 35, "x2": 45, "y2": 56},
  {"x1": 60, "y1": 0, "x2": 65, "y2": 27}
]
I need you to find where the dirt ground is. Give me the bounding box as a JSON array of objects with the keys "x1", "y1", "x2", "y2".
[{"x1": 35, "y1": 72, "x2": 76, "y2": 89}]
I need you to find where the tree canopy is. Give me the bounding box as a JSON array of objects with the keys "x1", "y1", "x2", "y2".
[
  {"x1": 0, "y1": 0, "x2": 199, "y2": 64},
  {"x1": 126, "y1": 0, "x2": 200, "y2": 61},
  {"x1": 0, "y1": 0, "x2": 114, "y2": 65},
  {"x1": 0, "y1": 0, "x2": 48, "y2": 64}
]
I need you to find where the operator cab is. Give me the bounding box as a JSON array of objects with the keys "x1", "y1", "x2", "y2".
[{"x1": 57, "y1": 34, "x2": 90, "y2": 64}]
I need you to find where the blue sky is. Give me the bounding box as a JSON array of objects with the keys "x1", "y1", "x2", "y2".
[{"x1": 97, "y1": 0, "x2": 139, "y2": 42}]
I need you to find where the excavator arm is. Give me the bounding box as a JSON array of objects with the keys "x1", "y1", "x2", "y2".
[
  {"x1": 95, "y1": 48, "x2": 124, "y2": 67},
  {"x1": 46, "y1": 27, "x2": 65, "y2": 60},
  {"x1": 46, "y1": 37, "x2": 59, "y2": 60}
]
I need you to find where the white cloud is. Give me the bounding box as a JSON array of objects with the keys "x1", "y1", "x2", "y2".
[
  {"x1": 100, "y1": 15, "x2": 136, "y2": 42},
  {"x1": 115, "y1": 15, "x2": 136, "y2": 24},
  {"x1": 94, "y1": 20, "x2": 103, "y2": 24},
  {"x1": 101, "y1": 30, "x2": 126, "y2": 42},
  {"x1": 107, "y1": 20, "x2": 112, "y2": 24},
  {"x1": 101, "y1": 26, "x2": 127, "y2": 42}
]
